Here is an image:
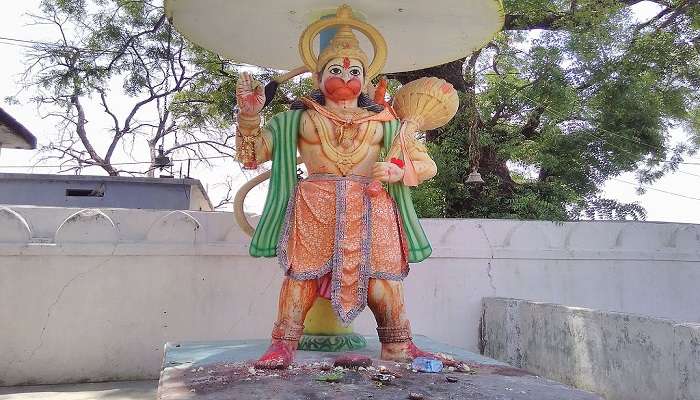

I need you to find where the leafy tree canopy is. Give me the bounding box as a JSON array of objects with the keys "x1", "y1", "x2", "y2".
[
  {"x1": 15, "y1": 0, "x2": 700, "y2": 219},
  {"x1": 403, "y1": 0, "x2": 700, "y2": 220}
]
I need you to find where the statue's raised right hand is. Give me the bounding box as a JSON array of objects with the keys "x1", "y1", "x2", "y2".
[{"x1": 236, "y1": 72, "x2": 265, "y2": 116}]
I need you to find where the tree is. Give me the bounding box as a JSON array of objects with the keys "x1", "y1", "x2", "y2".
[
  {"x1": 390, "y1": 0, "x2": 700, "y2": 220},
  {"x1": 15, "y1": 0, "x2": 238, "y2": 176},
  {"x1": 18, "y1": 0, "x2": 700, "y2": 220}
]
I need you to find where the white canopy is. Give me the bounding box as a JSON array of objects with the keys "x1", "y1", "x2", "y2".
[{"x1": 166, "y1": 0, "x2": 504, "y2": 73}]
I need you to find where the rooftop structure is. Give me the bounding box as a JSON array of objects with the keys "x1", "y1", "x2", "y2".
[
  {"x1": 0, "y1": 108, "x2": 37, "y2": 152},
  {"x1": 0, "y1": 173, "x2": 213, "y2": 211}
]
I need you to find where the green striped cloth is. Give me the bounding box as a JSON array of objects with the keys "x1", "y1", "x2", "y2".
[
  {"x1": 249, "y1": 110, "x2": 301, "y2": 257},
  {"x1": 249, "y1": 110, "x2": 432, "y2": 263},
  {"x1": 383, "y1": 119, "x2": 433, "y2": 263}
]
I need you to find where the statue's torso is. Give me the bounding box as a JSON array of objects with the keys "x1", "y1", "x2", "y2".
[{"x1": 298, "y1": 108, "x2": 384, "y2": 177}]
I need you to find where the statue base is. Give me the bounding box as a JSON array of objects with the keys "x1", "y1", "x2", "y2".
[
  {"x1": 299, "y1": 297, "x2": 367, "y2": 352},
  {"x1": 297, "y1": 333, "x2": 367, "y2": 352},
  {"x1": 157, "y1": 336, "x2": 603, "y2": 400}
]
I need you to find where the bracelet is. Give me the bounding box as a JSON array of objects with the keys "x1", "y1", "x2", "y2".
[
  {"x1": 376, "y1": 324, "x2": 412, "y2": 343},
  {"x1": 271, "y1": 319, "x2": 305, "y2": 341},
  {"x1": 237, "y1": 135, "x2": 258, "y2": 168}
]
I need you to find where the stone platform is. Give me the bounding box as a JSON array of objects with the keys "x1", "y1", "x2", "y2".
[{"x1": 157, "y1": 336, "x2": 603, "y2": 400}]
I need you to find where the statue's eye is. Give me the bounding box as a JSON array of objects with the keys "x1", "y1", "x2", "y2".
[
  {"x1": 329, "y1": 67, "x2": 342, "y2": 75},
  {"x1": 349, "y1": 68, "x2": 362, "y2": 76}
]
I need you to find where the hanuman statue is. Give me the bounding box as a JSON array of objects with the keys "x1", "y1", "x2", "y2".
[{"x1": 235, "y1": 5, "x2": 459, "y2": 369}]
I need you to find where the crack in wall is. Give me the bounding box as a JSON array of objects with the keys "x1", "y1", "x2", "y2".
[
  {"x1": 486, "y1": 261, "x2": 496, "y2": 292},
  {"x1": 8, "y1": 253, "x2": 115, "y2": 367},
  {"x1": 477, "y1": 223, "x2": 497, "y2": 293}
]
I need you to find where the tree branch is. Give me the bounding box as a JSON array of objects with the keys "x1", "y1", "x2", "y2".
[
  {"x1": 70, "y1": 94, "x2": 117, "y2": 175},
  {"x1": 104, "y1": 14, "x2": 166, "y2": 72}
]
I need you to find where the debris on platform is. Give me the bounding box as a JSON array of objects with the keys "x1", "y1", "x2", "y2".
[
  {"x1": 315, "y1": 371, "x2": 344, "y2": 383},
  {"x1": 411, "y1": 357, "x2": 443, "y2": 373},
  {"x1": 334, "y1": 354, "x2": 372, "y2": 368},
  {"x1": 370, "y1": 373, "x2": 395, "y2": 383},
  {"x1": 457, "y1": 363, "x2": 472, "y2": 373}
]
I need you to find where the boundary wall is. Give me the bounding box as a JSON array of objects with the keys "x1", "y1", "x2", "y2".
[{"x1": 1, "y1": 206, "x2": 698, "y2": 385}]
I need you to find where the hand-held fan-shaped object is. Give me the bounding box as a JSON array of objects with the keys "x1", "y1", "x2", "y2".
[
  {"x1": 390, "y1": 77, "x2": 460, "y2": 186},
  {"x1": 393, "y1": 77, "x2": 460, "y2": 131}
]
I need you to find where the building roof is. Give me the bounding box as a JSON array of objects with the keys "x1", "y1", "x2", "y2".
[
  {"x1": 0, "y1": 173, "x2": 214, "y2": 211},
  {"x1": 0, "y1": 108, "x2": 37, "y2": 150}
]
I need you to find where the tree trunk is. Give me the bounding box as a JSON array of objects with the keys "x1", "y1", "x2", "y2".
[{"x1": 147, "y1": 143, "x2": 157, "y2": 178}]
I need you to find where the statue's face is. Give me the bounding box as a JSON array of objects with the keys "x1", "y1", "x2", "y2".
[{"x1": 319, "y1": 56, "x2": 364, "y2": 102}]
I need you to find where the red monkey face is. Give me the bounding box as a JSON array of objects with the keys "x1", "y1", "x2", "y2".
[{"x1": 319, "y1": 57, "x2": 364, "y2": 102}]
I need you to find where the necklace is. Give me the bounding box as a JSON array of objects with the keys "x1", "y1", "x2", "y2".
[
  {"x1": 301, "y1": 97, "x2": 397, "y2": 175},
  {"x1": 302, "y1": 97, "x2": 385, "y2": 138},
  {"x1": 308, "y1": 110, "x2": 374, "y2": 176}
]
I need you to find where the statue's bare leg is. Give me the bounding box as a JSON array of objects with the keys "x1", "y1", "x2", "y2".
[
  {"x1": 368, "y1": 278, "x2": 456, "y2": 365},
  {"x1": 255, "y1": 277, "x2": 318, "y2": 369}
]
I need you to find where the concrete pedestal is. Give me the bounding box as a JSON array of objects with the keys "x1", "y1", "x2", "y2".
[{"x1": 157, "y1": 336, "x2": 603, "y2": 400}]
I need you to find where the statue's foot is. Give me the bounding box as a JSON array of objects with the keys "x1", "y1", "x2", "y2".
[
  {"x1": 380, "y1": 340, "x2": 458, "y2": 367},
  {"x1": 254, "y1": 340, "x2": 296, "y2": 369}
]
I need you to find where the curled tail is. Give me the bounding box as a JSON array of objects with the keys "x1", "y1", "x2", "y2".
[{"x1": 233, "y1": 157, "x2": 303, "y2": 237}]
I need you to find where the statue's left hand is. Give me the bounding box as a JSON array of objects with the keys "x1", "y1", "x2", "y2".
[
  {"x1": 236, "y1": 72, "x2": 266, "y2": 117},
  {"x1": 373, "y1": 162, "x2": 404, "y2": 183}
]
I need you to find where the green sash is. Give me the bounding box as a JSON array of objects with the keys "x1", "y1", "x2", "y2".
[{"x1": 249, "y1": 110, "x2": 432, "y2": 263}]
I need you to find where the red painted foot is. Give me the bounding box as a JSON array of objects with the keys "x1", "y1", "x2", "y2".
[
  {"x1": 254, "y1": 340, "x2": 295, "y2": 369},
  {"x1": 380, "y1": 340, "x2": 459, "y2": 367},
  {"x1": 407, "y1": 341, "x2": 458, "y2": 367}
]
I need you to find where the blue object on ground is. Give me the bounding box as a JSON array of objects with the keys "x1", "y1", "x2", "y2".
[{"x1": 412, "y1": 357, "x2": 443, "y2": 373}]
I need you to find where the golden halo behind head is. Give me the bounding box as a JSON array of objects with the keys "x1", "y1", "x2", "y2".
[{"x1": 299, "y1": 4, "x2": 387, "y2": 80}]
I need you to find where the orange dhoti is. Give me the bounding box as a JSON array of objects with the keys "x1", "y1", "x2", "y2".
[{"x1": 278, "y1": 174, "x2": 409, "y2": 325}]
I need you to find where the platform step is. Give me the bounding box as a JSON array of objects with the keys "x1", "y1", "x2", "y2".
[{"x1": 157, "y1": 336, "x2": 602, "y2": 400}]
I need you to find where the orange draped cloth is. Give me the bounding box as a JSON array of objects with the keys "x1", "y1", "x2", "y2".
[{"x1": 278, "y1": 174, "x2": 409, "y2": 325}]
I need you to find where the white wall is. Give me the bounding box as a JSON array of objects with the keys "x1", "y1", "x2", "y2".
[{"x1": 1, "y1": 205, "x2": 699, "y2": 385}]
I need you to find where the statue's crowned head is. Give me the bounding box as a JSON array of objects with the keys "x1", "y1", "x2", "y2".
[
  {"x1": 299, "y1": 4, "x2": 388, "y2": 100},
  {"x1": 316, "y1": 25, "x2": 368, "y2": 102},
  {"x1": 317, "y1": 24, "x2": 369, "y2": 75}
]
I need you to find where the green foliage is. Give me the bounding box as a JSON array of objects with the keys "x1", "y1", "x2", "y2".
[
  {"x1": 22, "y1": 0, "x2": 700, "y2": 217},
  {"x1": 412, "y1": 0, "x2": 700, "y2": 220},
  {"x1": 21, "y1": 0, "x2": 239, "y2": 175}
]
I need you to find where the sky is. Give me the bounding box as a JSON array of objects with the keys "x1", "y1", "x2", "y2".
[{"x1": 0, "y1": 1, "x2": 699, "y2": 223}]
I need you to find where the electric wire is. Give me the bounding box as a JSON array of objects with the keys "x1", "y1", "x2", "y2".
[
  {"x1": 0, "y1": 154, "x2": 233, "y2": 169},
  {"x1": 513, "y1": 91, "x2": 700, "y2": 179},
  {"x1": 0, "y1": 34, "x2": 250, "y2": 67},
  {"x1": 611, "y1": 178, "x2": 700, "y2": 201},
  {"x1": 3, "y1": 32, "x2": 698, "y2": 166}
]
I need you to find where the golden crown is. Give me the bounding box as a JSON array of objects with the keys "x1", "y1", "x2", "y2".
[
  {"x1": 317, "y1": 24, "x2": 369, "y2": 73},
  {"x1": 299, "y1": 4, "x2": 387, "y2": 80}
]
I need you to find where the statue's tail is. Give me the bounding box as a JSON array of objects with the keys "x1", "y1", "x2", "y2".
[{"x1": 233, "y1": 157, "x2": 303, "y2": 237}]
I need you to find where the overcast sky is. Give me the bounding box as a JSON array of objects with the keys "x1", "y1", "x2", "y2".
[{"x1": 1, "y1": 1, "x2": 699, "y2": 223}]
